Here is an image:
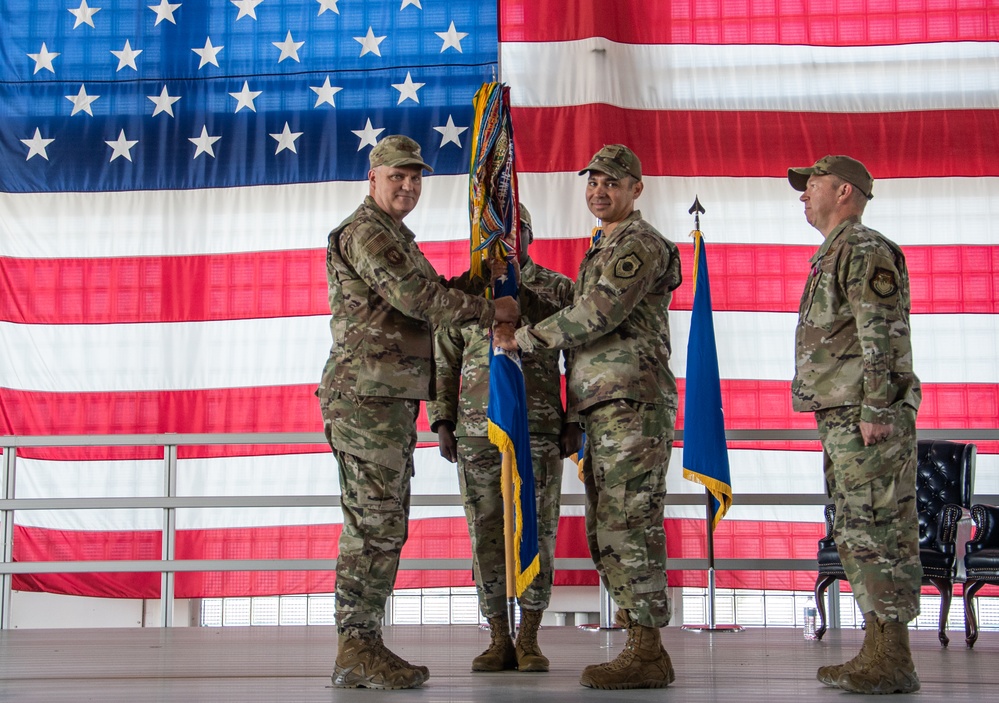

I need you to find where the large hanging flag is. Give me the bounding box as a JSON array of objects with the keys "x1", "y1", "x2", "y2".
[
  {"x1": 468, "y1": 82, "x2": 539, "y2": 597},
  {"x1": 1, "y1": 1, "x2": 996, "y2": 600},
  {"x1": 682, "y1": 205, "x2": 733, "y2": 530}
]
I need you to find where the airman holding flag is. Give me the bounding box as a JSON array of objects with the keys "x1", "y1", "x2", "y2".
[{"x1": 431, "y1": 204, "x2": 578, "y2": 673}]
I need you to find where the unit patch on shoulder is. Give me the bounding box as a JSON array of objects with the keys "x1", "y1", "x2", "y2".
[
  {"x1": 614, "y1": 253, "x2": 643, "y2": 280},
  {"x1": 869, "y1": 267, "x2": 898, "y2": 298},
  {"x1": 385, "y1": 246, "x2": 405, "y2": 267}
]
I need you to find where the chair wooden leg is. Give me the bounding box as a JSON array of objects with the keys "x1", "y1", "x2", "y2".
[
  {"x1": 964, "y1": 580, "x2": 985, "y2": 649},
  {"x1": 928, "y1": 577, "x2": 952, "y2": 647},
  {"x1": 814, "y1": 574, "x2": 837, "y2": 640}
]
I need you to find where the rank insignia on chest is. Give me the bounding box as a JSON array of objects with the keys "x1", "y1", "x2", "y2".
[
  {"x1": 869, "y1": 267, "x2": 898, "y2": 298},
  {"x1": 614, "y1": 253, "x2": 643, "y2": 279}
]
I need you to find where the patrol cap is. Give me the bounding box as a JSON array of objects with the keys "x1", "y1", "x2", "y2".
[
  {"x1": 788, "y1": 155, "x2": 873, "y2": 200},
  {"x1": 369, "y1": 135, "x2": 434, "y2": 173},
  {"x1": 518, "y1": 203, "x2": 532, "y2": 230},
  {"x1": 578, "y1": 144, "x2": 642, "y2": 181}
]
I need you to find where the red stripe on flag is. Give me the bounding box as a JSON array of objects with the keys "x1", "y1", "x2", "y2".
[
  {"x1": 12, "y1": 517, "x2": 841, "y2": 598},
  {"x1": 4, "y1": 383, "x2": 996, "y2": 459},
  {"x1": 0, "y1": 250, "x2": 327, "y2": 325},
  {"x1": 500, "y1": 0, "x2": 999, "y2": 46},
  {"x1": 511, "y1": 106, "x2": 999, "y2": 178},
  {"x1": 4, "y1": 243, "x2": 994, "y2": 323}
]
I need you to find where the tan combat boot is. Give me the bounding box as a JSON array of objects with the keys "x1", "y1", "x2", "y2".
[
  {"x1": 579, "y1": 622, "x2": 676, "y2": 690},
  {"x1": 471, "y1": 614, "x2": 517, "y2": 672},
  {"x1": 817, "y1": 611, "x2": 877, "y2": 687},
  {"x1": 372, "y1": 632, "x2": 430, "y2": 683},
  {"x1": 515, "y1": 609, "x2": 549, "y2": 672},
  {"x1": 331, "y1": 634, "x2": 427, "y2": 690},
  {"x1": 836, "y1": 618, "x2": 920, "y2": 694}
]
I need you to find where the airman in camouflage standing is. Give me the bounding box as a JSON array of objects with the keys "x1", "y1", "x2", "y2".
[
  {"x1": 430, "y1": 204, "x2": 581, "y2": 673},
  {"x1": 494, "y1": 145, "x2": 682, "y2": 690},
  {"x1": 318, "y1": 135, "x2": 519, "y2": 690},
  {"x1": 789, "y1": 155, "x2": 922, "y2": 695}
]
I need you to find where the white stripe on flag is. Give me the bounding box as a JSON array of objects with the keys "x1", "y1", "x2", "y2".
[
  {"x1": 503, "y1": 40, "x2": 999, "y2": 111},
  {"x1": 3, "y1": 175, "x2": 996, "y2": 258},
  {"x1": 2, "y1": 312, "x2": 994, "y2": 392}
]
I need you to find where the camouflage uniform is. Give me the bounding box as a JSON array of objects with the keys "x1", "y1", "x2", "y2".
[
  {"x1": 793, "y1": 217, "x2": 922, "y2": 623},
  {"x1": 318, "y1": 194, "x2": 496, "y2": 638},
  {"x1": 514, "y1": 210, "x2": 682, "y2": 628},
  {"x1": 428, "y1": 258, "x2": 574, "y2": 619}
]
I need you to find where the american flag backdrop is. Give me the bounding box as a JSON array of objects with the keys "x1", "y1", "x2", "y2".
[{"x1": 1, "y1": 1, "x2": 998, "y2": 599}]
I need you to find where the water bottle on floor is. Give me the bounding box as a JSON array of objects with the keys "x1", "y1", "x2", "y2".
[{"x1": 803, "y1": 598, "x2": 818, "y2": 640}]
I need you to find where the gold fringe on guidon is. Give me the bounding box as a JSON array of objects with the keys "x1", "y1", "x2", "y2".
[{"x1": 487, "y1": 419, "x2": 541, "y2": 597}]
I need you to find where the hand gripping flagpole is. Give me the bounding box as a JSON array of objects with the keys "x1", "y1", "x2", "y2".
[{"x1": 680, "y1": 196, "x2": 743, "y2": 635}]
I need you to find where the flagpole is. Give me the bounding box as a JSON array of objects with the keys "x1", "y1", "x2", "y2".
[
  {"x1": 680, "y1": 196, "x2": 742, "y2": 635},
  {"x1": 681, "y1": 490, "x2": 743, "y2": 633},
  {"x1": 705, "y1": 490, "x2": 716, "y2": 629},
  {"x1": 501, "y1": 449, "x2": 517, "y2": 637}
]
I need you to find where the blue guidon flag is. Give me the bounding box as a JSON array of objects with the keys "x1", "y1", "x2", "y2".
[
  {"x1": 682, "y1": 229, "x2": 733, "y2": 530},
  {"x1": 468, "y1": 82, "x2": 539, "y2": 596}
]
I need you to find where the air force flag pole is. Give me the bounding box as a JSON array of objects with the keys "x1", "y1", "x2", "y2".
[
  {"x1": 680, "y1": 197, "x2": 742, "y2": 634},
  {"x1": 469, "y1": 83, "x2": 540, "y2": 636}
]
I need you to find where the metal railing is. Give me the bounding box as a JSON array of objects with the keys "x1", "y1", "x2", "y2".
[{"x1": 2, "y1": 429, "x2": 996, "y2": 629}]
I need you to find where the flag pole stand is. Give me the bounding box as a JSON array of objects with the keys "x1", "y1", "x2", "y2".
[
  {"x1": 681, "y1": 490, "x2": 744, "y2": 634},
  {"x1": 501, "y1": 449, "x2": 517, "y2": 638}
]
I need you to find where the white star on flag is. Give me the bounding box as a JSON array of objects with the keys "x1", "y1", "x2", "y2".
[
  {"x1": 401, "y1": 0, "x2": 422, "y2": 8},
  {"x1": 189, "y1": 125, "x2": 221, "y2": 159},
  {"x1": 310, "y1": 77, "x2": 343, "y2": 108},
  {"x1": 148, "y1": 1, "x2": 181, "y2": 26},
  {"x1": 27, "y1": 43, "x2": 60, "y2": 75},
  {"x1": 436, "y1": 21, "x2": 467, "y2": 53},
  {"x1": 354, "y1": 27, "x2": 386, "y2": 57},
  {"x1": 69, "y1": 1, "x2": 101, "y2": 29},
  {"x1": 391, "y1": 72, "x2": 425, "y2": 104},
  {"x1": 111, "y1": 40, "x2": 143, "y2": 72},
  {"x1": 65, "y1": 85, "x2": 100, "y2": 116},
  {"x1": 433, "y1": 115, "x2": 468, "y2": 148},
  {"x1": 20, "y1": 128, "x2": 55, "y2": 161},
  {"x1": 316, "y1": 0, "x2": 339, "y2": 14},
  {"x1": 105, "y1": 130, "x2": 138, "y2": 162},
  {"x1": 273, "y1": 31, "x2": 304, "y2": 63},
  {"x1": 148, "y1": 86, "x2": 181, "y2": 117},
  {"x1": 193, "y1": 38, "x2": 224, "y2": 69},
  {"x1": 352, "y1": 118, "x2": 384, "y2": 149},
  {"x1": 229, "y1": 81, "x2": 262, "y2": 113},
  {"x1": 231, "y1": 0, "x2": 263, "y2": 20},
  {"x1": 270, "y1": 123, "x2": 303, "y2": 154}
]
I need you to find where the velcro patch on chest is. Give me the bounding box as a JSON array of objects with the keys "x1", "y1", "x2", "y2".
[
  {"x1": 364, "y1": 230, "x2": 408, "y2": 269},
  {"x1": 613, "y1": 252, "x2": 643, "y2": 280},
  {"x1": 869, "y1": 267, "x2": 898, "y2": 298}
]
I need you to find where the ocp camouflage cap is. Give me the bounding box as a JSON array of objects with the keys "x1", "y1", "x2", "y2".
[
  {"x1": 788, "y1": 155, "x2": 873, "y2": 200},
  {"x1": 369, "y1": 135, "x2": 434, "y2": 173},
  {"x1": 578, "y1": 144, "x2": 642, "y2": 181}
]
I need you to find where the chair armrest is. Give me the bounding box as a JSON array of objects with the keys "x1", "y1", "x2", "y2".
[
  {"x1": 822, "y1": 503, "x2": 836, "y2": 540},
  {"x1": 968, "y1": 504, "x2": 999, "y2": 554},
  {"x1": 937, "y1": 503, "x2": 969, "y2": 546}
]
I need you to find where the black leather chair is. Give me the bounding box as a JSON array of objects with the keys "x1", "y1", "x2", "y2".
[
  {"x1": 814, "y1": 439, "x2": 976, "y2": 646},
  {"x1": 963, "y1": 503, "x2": 999, "y2": 648}
]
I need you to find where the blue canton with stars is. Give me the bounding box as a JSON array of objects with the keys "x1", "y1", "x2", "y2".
[{"x1": 0, "y1": 0, "x2": 498, "y2": 193}]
